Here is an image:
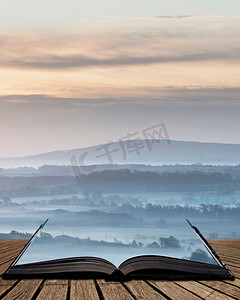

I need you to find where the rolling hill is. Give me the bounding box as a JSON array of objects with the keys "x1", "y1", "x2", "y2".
[{"x1": 0, "y1": 140, "x2": 240, "y2": 168}]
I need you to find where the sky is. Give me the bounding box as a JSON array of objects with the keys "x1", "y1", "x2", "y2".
[{"x1": 0, "y1": 1, "x2": 240, "y2": 157}]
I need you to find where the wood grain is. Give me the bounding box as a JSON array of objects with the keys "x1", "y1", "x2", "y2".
[
  {"x1": 176, "y1": 281, "x2": 235, "y2": 300},
  {"x1": 0, "y1": 249, "x2": 25, "y2": 264},
  {"x1": 125, "y1": 280, "x2": 166, "y2": 299},
  {"x1": 0, "y1": 240, "x2": 27, "y2": 251},
  {"x1": 149, "y1": 280, "x2": 201, "y2": 299},
  {"x1": 0, "y1": 278, "x2": 18, "y2": 298},
  {"x1": 97, "y1": 280, "x2": 133, "y2": 300},
  {"x1": 0, "y1": 260, "x2": 18, "y2": 276},
  {"x1": 223, "y1": 278, "x2": 240, "y2": 288},
  {"x1": 199, "y1": 280, "x2": 240, "y2": 299},
  {"x1": 36, "y1": 280, "x2": 68, "y2": 300},
  {"x1": 2, "y1": 279, "x2": 43, "y2": 300},
  {"x1": 226, "y1": 266, "x2": 240, "y2": 279},
  {"x1": 71, "y1": 280, "x2": 99, "y2": 300}
]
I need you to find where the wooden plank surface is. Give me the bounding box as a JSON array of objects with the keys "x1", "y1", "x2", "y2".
[
  {"x1": 0, "y1": 240, "x2": 27, "y2": 246},
  {"x1": 224, "y1": 266, "x2": 240, "y2": 279},
  {"x1": 149, "y1": 280, "x2": 201, "y2": 299},
  {"x1": 0, "y1": 240, "x2": 27, "y2": 276},
  {"x1": 219, "y1": 257, "x2": 240, "y2": 268},
  {"x1": 125, "y1": 280, "x2": 166, "y2": 299},
  {"x1": 0, "y1": 278, "x2": 18, "y2": 298},
  {"x1": 224, "y1": 278, "x2": 240, "y2": 288},
  {"x1": 2, "y1": 279, "x2": 43, "y2": 300},
  {"x1": 71, "y1": 280, "x2": 99, "y2": 300},
  {"x1": 0, "y1": 240, "x2": 27, "y2": 252},
  {"x1": 0, "y1": 249, "x2": 25, "y2": 263},
  {"x1": 36, "y1": 280, "x2": 68, "y2": 300},
  {"x1": 97, "y1": 280, "x2": 134, "y2": 300},
  {"x1": 176, "y1": 281, "x2": 236, "y2": 300},
  {"x1": 199, "y1": 280, "x2": 240, "y2": 299},
  {"x1": 0, "y1": 260, "x2": 25, "y2": 277}
]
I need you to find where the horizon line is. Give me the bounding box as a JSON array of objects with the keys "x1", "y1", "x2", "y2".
[{"x1": 1, "y1": 138, "x2": 240, "y2": 160}]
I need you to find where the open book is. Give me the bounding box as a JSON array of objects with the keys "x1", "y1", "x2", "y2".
[{"x1": 4, "y1": 220, "x2": 233, "y2": 280}]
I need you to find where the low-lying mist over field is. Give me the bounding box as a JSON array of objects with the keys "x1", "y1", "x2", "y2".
[{"x1": 1, "y1": 160, "x2": 240, "y2": 265}]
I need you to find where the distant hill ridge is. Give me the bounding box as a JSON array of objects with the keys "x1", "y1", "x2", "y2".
[{"x1": 0, "y1": 139, "x2": 240, "y2": 168}]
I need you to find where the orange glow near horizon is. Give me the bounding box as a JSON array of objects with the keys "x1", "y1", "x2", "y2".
[
  {"x1": 0, "y1": 15, "x2": 240, "y2": 156},
  {"x1": 0, "y1": 61, "x2": 239, "y2": 98},
  {"x1": 0, "y1": 17, "x2": 239, "y2": 98}
]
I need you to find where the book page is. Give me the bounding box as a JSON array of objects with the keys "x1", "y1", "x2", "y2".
[{"x1": 14, "y1": 212, "x2": 217, "y2": 267}]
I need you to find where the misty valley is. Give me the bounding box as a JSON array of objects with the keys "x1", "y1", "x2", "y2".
[{"x1": 0, "y1": 164, "x2": 239, "y2": 265}]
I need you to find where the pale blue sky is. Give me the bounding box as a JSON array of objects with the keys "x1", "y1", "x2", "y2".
[{"x1": 0, "y1": 0, "x2": 239, "y2": 28}]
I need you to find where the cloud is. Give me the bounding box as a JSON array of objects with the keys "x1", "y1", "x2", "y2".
[
  {"x1": 112, "y1": 15, "x2": 240, "y2": 23},
  {"x1": 1, "y1": 87, "x2": 239, "y2": 109},
  {"x1": 155, "y1": 15, "x2": 201, "y2": 19},
  {"x1": 0, "y1": 13, "x2": 239, "y2": 71},
  {"x1": 148, "y1": 15, "x2": 240, "y2": 20},
  {"x1": 125, "y1": 15, "x2": 203, "y2": 21},
  {"x1": 1, "y1": 51, "x2": 239, "y2": 70},
  {"x1": 0, "y1": 20, "x2": 239, "y2": 98}
]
